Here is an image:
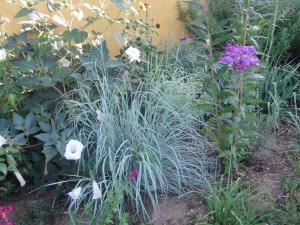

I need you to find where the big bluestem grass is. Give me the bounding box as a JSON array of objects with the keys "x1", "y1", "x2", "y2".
[{"x1": 63, "y1": 69, "x2": 218, "y2": 222}]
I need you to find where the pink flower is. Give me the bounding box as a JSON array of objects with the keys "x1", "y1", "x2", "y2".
[{"x1": 130, "y1": 169, "x2": 138, "y2": 179}]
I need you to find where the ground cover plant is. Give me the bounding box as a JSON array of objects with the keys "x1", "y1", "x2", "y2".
[{"x1": 0, "y1": 0, "x2": 299, "y2": 224}]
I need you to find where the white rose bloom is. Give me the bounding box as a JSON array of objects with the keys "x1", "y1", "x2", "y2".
[
  {"x1": 0, "y1": 49, "x2": 7, "y2": 61},
  {"x1": 0, "y1": 135, "x2": 8, "y2": 147},
  {"x1": 68, "y1": 186, "x2": 82, "y2": 200},
  {"x1": 92, "y1": 180, "x2": 102, "y2": 200},
  {"x1": 59, "y1": 58, "x2": 71, "y2": 67},
  {"x1": 14, "y1": 171, "x2": 26, "y2": 187},
  {"x1": 125, "y1": 46, "x2": 141, "y2": 63},
  {"x1": 64, "y1": 139, "x2": 84, "y2": 160},
  {"x1": 29, "y1": 12, "x2": 47, "y2": 21}
]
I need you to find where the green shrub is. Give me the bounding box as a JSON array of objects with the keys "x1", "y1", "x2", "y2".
[{"x1": 15, "y1": 199, "x2": 60, "y2": 225}]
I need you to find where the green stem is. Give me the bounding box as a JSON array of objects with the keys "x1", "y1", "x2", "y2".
[
  {"x1": 266, "y1": 0, "x2": 279, "y2": 65},
  {"x1": 242, "y1": 0, "x2": 249, "y2": 45},
  {"x1": 206, "y1": 4, "x2": 222, "y2": 149}
]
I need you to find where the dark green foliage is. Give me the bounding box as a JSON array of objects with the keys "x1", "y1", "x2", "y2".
[{"x1": 14, "y1": 200, "x2": 60, "y2": 225}]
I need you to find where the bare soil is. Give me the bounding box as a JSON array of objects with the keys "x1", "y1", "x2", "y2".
[{"x1": 242, "y1": 133, "x2": 294, "y2": 205}]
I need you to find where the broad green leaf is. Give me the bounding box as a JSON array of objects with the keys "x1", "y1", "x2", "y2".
[
  {"x1": 71, "y1": 29, "x2": 88, "y2": 44},
  {"x1": 15, "y1": 77, "x2": 40, "y2": 89},
  {"x1": 189, "y1": 26, "x2": 207, "y2": 40},
  {"x1": 61, "y1": 30, "x2": 73, "y2": 42},
  {"x1": 220, "y1": 124, "x2": 232, "y2": 134},
  {"x1": 25, "y1": 112, "x2": 36, "y2": 130},
  {"x1": 91, "y1": 41, "x2": 109, "y2": 62},
  {"x1": 39, "y1": 43, "x2": 52, "y2": 56},
  {"x1": 218, "y1": 91, "x2": 235, "y2": 97},
  {"x1": 213, "y1": 36, "x2": 228, "y2": 45},
  {"x1": 47, "y1": 1, "x2": 63, "y2": 11},
  {"x1": 14, "y1": 133, "x2": 27, "y2": 145},
  {"x1": 196, "y1": 103, "x2": 215, "y2": 112},
  {"x1": 52, "y1": 67, "x2": 71, "y2": 81},
  {"x1": 39, "y1": 121, "x2": 51, "y2": 133},
  {"x1": 35, "y1": 133, "x2": 52, "y2": 143},
  {"x1": 13, "y1": 113, "x2": 24, "y2": 130},
  {"x1": 220, "y1": 106, "x2": 235, "y2": 113},
  {"x1": 56, "y1": 140, "x2": 66, "y2": 157},
  {"x1": 243, "y1": 97, "x2": 264, "y2": 104},
  {"x1": 0, "y1": 163, "x2": 7, "y2": 176},
  {"x1": 70, "y1": 73, "x2": 83, "y2": 81},
  {"x1": 38, "y1": 76, "x2": 54, "y2": 86},
  {"x1": 42, "y1": 146, "x2": 57, "y2": 162},
  {"x1": 6, "y1": 146, "x2": 19, "y2": 154},
  {"x1": 14, "y1": 8, "x2": 31, "y2": 18},
  {"x1": 6, "y1": 155, "x2": 17, "y2": 171}
]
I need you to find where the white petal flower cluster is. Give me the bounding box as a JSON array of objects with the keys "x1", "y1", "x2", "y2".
[
  {"x1": 64, "y1": 139, "x2": 84, "y2": 160},
  {"x1": 14, "y1": 171, "x2": 26, "y2": 187},
  {"x1": 67, "y1": 181, "x2": 101, "y2": 201},
  {"x1": 0, "y1": 135, "x2": 8, "y2": 147},
  {"x1": 0, "y1": 49, "x2": 7, "y2": 61},
  {"x1": 68, "y1": 186, "x2": 82, "y2": 200},
  {"x1": 59, "y1": 58, "x2": 71, "y2": 67},
  {"x1": 92, "y1": 181, "x2": 102, "y2": 200},
  {"x1": 125, "y1": 46, "x2": 141, "y2": 63}
]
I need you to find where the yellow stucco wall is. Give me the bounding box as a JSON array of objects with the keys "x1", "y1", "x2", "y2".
[{"x1": 0, "y1": 0, "x2": 190, "y2": 56}]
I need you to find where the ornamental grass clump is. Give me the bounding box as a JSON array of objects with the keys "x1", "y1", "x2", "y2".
[{"x1": 63, "y1": 72, "x2": 217, "y2": 222}]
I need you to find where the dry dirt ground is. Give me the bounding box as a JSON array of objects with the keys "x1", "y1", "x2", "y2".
[{"x1": 3, "y1": 131, "x2": 296, "y2": 225}]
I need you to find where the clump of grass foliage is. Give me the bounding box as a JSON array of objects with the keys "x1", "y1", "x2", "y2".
[
  {"x1": 203, "y1": 176, "x2": 272, "y2": 225},
  {"x1": 63, "y1": 68, "x2": 218, "y2": 222}
]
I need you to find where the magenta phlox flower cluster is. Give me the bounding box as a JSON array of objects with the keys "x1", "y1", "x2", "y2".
[
  {"x1": 219, "y1": 44, "x2": 259, "y2": 71},
  {"x1": 0, "y1": 205, "x2": 13, "y2": 225}
]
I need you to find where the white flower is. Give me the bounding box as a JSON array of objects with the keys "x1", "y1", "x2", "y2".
[
  {"x1": 125, "y1": 46, "x2": 141, "y2": 63},
  {"x1": 96, "y1": 110, "x2": 105, "y2": 122},
  {"x1": 29, "y1": 12, "x2": 47, "y2": 21},
  {"x1": 0, "y1": 16, "x2": 10, "y2": 25},
  {"x1": 130, "y1": 6, "x2": 138, "y2": 15},
  {"x1": 59, "y1": 58, "x2": 71, "y2": 67},
  {"x1": 64, "y1": 139, "x2": 84, "y2": 160},
  {"x1": 0, "y1": 49, "x2": 7, "y2": 61},
  {"x1": 68, "y1": 186, "x2": 82, "y2": 200},
  {"x1": 0, "y1": 135, "x2": 8, "y2": 147},
  {"x1": 14, "y1": 171, "x2": 26, "y2": 187},
  {"x1": 92, "y1": 180, "x2": 102, "y2": 200}
]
